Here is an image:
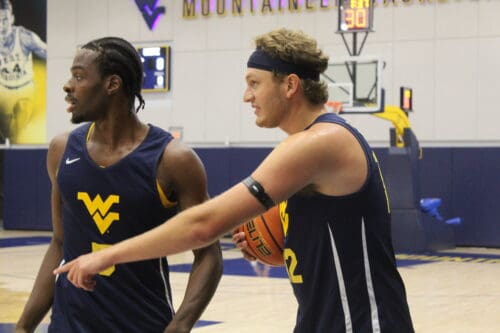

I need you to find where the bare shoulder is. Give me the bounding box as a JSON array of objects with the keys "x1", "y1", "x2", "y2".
[
  {"x1": 157, "y1": 139, "x2": 206, "y2": 186},
  {"x1": 157, "y1": 138, "x2": 208, "y2": 208},
  {"x1": 306, "y1": 121, "x2": 355, "y2": 142},
  {"x1": 47, "y1": 132, "x2": 70, "y2": 179},
  {"x1": 252, "y1": 121, "x2": 366, "y2": 200},
  {"x1": 18, "y1": 26, "x2": 46, "y2": 55},
  {"x1": 302, "y1": 121, "x2": 366, "y2": 161},
  {"x1": 18, "y1": 26, "x2": 36, "y2": 42},
  {"x1": 159, "y1": 139, "x2": 204, "y2": 172},
  {"x1": 277, "y1": 122, "x2": 352, "y2": 157},
  {"x1": 48, "y1": 132, "x2": 70, "y2": 153}
]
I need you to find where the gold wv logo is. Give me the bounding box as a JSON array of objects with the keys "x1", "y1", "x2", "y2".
[
  {"x1": 279, "y1": 201, "x2": 289, "y2": 236},
  {"x1": 77, "y1": 192, "x2": 120, "y2": 234}
]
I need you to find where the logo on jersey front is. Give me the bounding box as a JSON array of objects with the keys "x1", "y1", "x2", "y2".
[
  {"x1": 279, "y1": 201, "x2": 289, "y2": 236},
  {"x1": 0, "y1": 52, "x2": 28, "y2": 82},
  {"x1": 65, "y1": 157, "x2": 80, "y2": 165},
  {"x1": 92, "y1": 242, "x2": 115, "y2": 276},
  {"x1": 77, "y1": 192, "x2": 120, "y2": 234}
]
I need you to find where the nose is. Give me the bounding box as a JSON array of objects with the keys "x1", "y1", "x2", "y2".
[
  {"x1": 243, "y1": 87, "x2": 253, "y2": 103},
  {"x1": 63, "y1": 79, "x2": 72, "y2": 93}
]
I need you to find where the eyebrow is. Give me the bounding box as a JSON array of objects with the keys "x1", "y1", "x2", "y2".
[
  {"x1": 245, "y1": 73, "x2": 257, "y2": 81},
  {"x1": 70, "y1": 65, "x2": 85, "y2": 71}
]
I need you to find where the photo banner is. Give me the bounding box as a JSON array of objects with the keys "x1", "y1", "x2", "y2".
[{"x1": 0, "y1": 0, "x2": 47, "y2": 144}]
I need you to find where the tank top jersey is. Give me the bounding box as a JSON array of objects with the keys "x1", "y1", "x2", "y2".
[
  {"x1": 50, "y1": 123, "x2": 178, "y2": 333},
  {"x1": 0, "y1": 27, "x2": 34, "y2": 88},
  {"x1": 282, "y1": 113, "x2": 414, "y2": 333}
]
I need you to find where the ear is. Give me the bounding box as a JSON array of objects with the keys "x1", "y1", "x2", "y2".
[
  {"x1": 284, "y1": 74, "x2": 301, "y2": 98},
  {"x1": 106, "y1": 74, "x2": 122, "y2": 95}
]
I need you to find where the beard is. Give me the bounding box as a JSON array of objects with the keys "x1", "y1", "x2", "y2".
[{"x1": 70, "y1": 110, "x2": 88, "y2": 124}]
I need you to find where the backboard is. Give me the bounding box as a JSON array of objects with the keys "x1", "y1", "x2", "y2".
[{"x1": 322, "y1": 57, "x2": 384, "y2": 114}]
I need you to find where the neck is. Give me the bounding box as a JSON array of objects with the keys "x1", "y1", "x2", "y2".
[
  {"x1": 279, "y1": 102, "x2": 327, "y2": 135},
  {"x1": 91, "y1": 111, "x2": 147, "y2": 149}
]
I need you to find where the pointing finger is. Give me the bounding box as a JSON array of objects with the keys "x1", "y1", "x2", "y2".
[{"x1": 53, "y1": 260, "x2": 74, "y2": 275}]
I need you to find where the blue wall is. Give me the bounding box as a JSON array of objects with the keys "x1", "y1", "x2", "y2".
[
  {"x1": 449, "y1": 148, "x2": 500, "y2": 247},
  {"x1": 3, "y1": 147, "x2": 500, "y2": 247},
  {"x1": 4, "y1": 149, "x2": 51, "y2": 231}
]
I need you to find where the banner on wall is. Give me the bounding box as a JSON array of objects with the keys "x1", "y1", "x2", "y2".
[
  {"x1": 0, "y1": 0, "x2": 46, "y2": 144},
  {"x1": 180, "y1": 0, "x2": 453, "y2": 18}
]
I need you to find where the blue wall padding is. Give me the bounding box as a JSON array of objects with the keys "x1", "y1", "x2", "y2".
[
  {"x1": 227, "y1": 148, "x2": 272, "y2": 185},
  {"x1": 451, "y1": 148, "x2": 500, "y2": 247},
  {"x1": 418, "y1": 148, "x2": 454, "y2": 221},
  {"x1": 2, "y1": 147, "x2": 499, "y2": 247},
  {"x1": 189, "y1": 147, "x2": 272, "y2": 197},
  {"x1": 195, "y1": 148, "x2": 232, "y2": 198},
  {"x1": 4, "y1": 149, "x2": 51, "y2": 230}
]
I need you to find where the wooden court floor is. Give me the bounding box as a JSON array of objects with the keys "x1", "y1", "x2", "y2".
[{"x1": 1, "y1": 229, "x2": 499, "y2": 333}]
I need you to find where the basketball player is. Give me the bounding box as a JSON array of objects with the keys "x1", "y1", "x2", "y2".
[
  {"x1": 16, "y1": 37, "x2": 222, "y2": 333},
  {"x1": 54, "y1": 29, "x2": 414, "y2": 332},
  {"x1": 0, "y1": 0, "x2": 47, "y2": 143}
]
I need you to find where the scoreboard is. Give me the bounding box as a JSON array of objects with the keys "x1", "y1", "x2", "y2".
[
  {"x1": 338, "y1": 0, "x2": 374, "y2": 33},
  {"x1": 138, "y1": 46, "x2": 171, "y2": 92}
]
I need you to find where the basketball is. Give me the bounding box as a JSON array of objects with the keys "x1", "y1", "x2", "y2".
[{"x1": 236, "y1": 205, "x2": 284, "y2": 266}]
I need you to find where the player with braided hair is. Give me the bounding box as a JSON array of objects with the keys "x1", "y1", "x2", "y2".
[
  {"x1": 15, "y1": 36, "x2": 222, "y2": 333},
  {"x1": 79, "y1": 37, "x2": 145, "y2": 113}
]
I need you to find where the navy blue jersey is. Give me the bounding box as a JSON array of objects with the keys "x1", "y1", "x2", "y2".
[
  {"x1": 282, "y1": 113, "x2": 414, "y2": 333},
  {"x1": 50, "y1": 123, "x2": 178, "y2": 333}
]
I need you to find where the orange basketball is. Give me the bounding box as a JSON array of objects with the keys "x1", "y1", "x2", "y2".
[{"x1": 237, "y1": 205, "x2": 284, "y2": 266}]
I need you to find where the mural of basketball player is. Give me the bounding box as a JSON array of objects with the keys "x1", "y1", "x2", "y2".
[{"x1": 0, "y1": 0, "x2": 46, "y2": 143}]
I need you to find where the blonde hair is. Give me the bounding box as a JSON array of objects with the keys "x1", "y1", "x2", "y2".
[{"x1": 254, "y1": 28, "x2": 329, "y2": 105}]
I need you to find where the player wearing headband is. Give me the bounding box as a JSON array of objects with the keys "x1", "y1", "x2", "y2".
[{"x1": 54, "y1": 28, "x2": 414, "y2": 333}]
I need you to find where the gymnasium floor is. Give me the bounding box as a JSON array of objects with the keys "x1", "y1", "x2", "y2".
[{"x1": 1, "y1": 229, "x2": 499, "y2": 333}]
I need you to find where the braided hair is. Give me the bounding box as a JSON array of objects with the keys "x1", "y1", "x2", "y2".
[{"x1": 82, "y1": 37, "x2": 145, "y2": 113}]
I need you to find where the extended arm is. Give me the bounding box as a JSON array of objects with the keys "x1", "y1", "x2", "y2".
[
  {"x1": 53, "y1": 132, "x2": 318, "y2": 287},
  {"x1": 54, "y1": 124, "x2": 367, "y2": 289},
  {"x1": 20, "y1": 27, "x2": 47, "y2": 59},
  {"x1": 158, "y1": 140, "x2": 223, "y2": 333},
  {"x1": 15, "y1": 134, "x2": 67, "y2": 332}
]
